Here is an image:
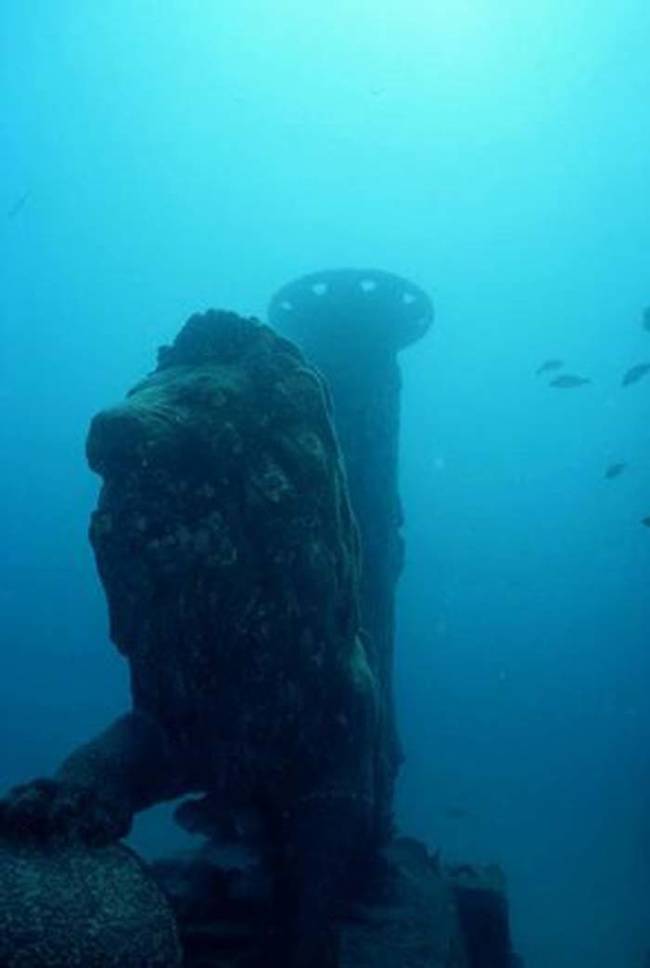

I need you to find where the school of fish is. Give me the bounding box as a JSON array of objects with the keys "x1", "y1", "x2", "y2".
[{"x1": 536, "y1": 305, "x2": 650, "y2": 527}]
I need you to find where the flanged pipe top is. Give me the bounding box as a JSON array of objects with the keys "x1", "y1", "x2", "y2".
[{"x1": 268, "y1": 268, "x2": 433, "y2": 353}]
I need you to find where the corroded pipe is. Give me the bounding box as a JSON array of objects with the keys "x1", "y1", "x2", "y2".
[{"x1": 269, "y1": 268, "x2": 433, "y2": 838}]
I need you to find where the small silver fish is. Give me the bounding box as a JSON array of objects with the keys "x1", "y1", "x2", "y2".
[
  {"x1": 604, "y1": 462, "x2": 626, "y2": 479},
  {"x1": 535, "y1": 358, "x2": 564, "y2": 376},
  {"x1": 549, "y1": 374, "x2": 591, "y2": 388},
  {"x1": 622, "y1": 362, "x2": 650, "y2": 386}
]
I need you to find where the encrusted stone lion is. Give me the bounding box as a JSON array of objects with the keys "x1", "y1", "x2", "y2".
[{"x1": 0, "y1": 310, "x2": 379, "y2": 967}]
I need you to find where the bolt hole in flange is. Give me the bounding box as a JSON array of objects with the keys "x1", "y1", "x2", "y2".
[
  {"x1": 268, "y1": 269, "x2": 433, "y2": 351},
  {"x1": 360, "y1": 278, "x2": 378, "y2": 293}
]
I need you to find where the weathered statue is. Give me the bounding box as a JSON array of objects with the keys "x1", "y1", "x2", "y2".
[{"x1": 0, "y1": 310, "x2": 379, "y2": 967}]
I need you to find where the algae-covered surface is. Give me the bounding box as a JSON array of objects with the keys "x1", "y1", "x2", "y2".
[{"x1": 0, "y1": 838, "x2": 181, "y2": 967}]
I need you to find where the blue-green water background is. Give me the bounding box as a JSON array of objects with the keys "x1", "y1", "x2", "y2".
[{"x1": 2, "y1": 4, "x2": 650, "y2": 965}]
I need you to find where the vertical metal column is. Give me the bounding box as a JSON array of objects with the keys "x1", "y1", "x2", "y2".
[{"x1": 269, "y1": 268, "x2": 433, "y2": 839}]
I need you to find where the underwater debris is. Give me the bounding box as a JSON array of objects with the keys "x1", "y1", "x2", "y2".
[
  {"x1": 153, "y1": 836, "x2": 484, "y2": 967},
  {"x1": 604, "y1": 462, "x2": 627, "y2": 479},
  {"x1": 449, "y1": 863, "x2": 517, "y2": 968},
  {"x1": 548, "y1": 374, "x2": 591, "y2": 388},
  {"x1": 535, "y1": 358, "x2": 563, "y2": 376},
  {"x1": 621, "y1": 362, "x2": 650, "y2": 386}
]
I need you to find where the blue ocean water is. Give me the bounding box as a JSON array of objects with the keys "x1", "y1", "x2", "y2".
[{"x1": 1, "y1": 4, "x2": 649, "y2": 965}]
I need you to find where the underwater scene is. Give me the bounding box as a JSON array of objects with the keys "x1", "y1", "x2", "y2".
[{"x1": 1, "y1": 3, "x2": 649, "y2": 966}]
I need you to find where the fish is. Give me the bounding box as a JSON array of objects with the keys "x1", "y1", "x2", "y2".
[
  {"x1": 535, "y1": 358, "x2": 564, "y2": 375},
  {"x1": 621, "y1": 362, "x2": 650, "y2": 386},
  {"x1": 643, "y1": 307, "x2": 650, "y2": 332},
  {"x1": 642, "y1": 517, "x2": 650, "y2": 528},
  {"x1": 549, "y1": 374, "x2": 591, "y2": 388},
  {"x1": 7, "y1": 191, "x2": 29, "y2": 219},
  {"x1": 604, "y1": 462, "x2": 627, "y2": 479}
]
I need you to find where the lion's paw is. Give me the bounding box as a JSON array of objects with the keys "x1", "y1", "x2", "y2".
[{"x1": 0, "y1": 778, "x2": 131, "y2": 846}]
